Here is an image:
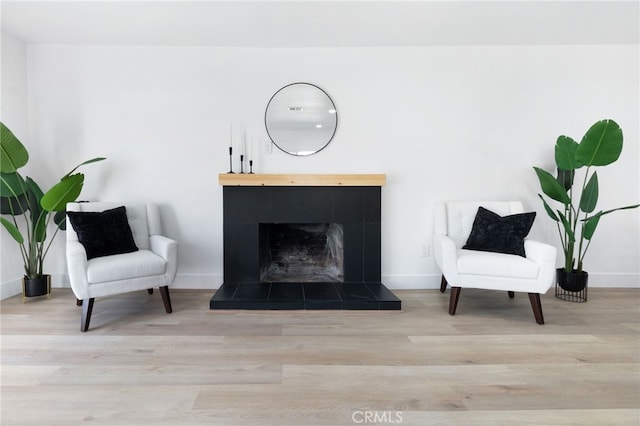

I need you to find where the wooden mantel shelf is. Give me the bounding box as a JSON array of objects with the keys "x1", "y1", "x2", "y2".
[{"x1": 218, "y1": 173, "x2": 386, "y2": 187}]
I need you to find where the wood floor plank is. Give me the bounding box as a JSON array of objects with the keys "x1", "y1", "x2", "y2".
[{"x1": 1, "y1": 288, "x2": 639, "y2": 425}]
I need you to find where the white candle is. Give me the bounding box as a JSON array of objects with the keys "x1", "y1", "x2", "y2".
[
  {"x1": 250, "y1": 137, "x2": 253, "y2": 161},
  {"x1": 229, "y1": 123, "x2": 233, "y2": 150}
]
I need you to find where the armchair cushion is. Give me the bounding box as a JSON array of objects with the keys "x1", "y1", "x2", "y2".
[
  {"x1": 86, "y1": 250, "x2": 167, "y2": 283},
  {"x1": 457, "y1": 249, "x2": 540, "y2": 279},
  {"x1": 67, "y1": 206, "x2": 139, "y2": 259},
  {"x1": 463, "y1": 207, "x2": 535, "y2": 257}
]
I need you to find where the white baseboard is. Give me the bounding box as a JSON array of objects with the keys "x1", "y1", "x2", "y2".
[
  {"x1": 381, "y1": 273, "x2": 640, "y2": 289},
  {"x1": 2, "y1": 272, "x2": 637, "y2": 300},
  {"x1": 172, "y1": 274, "x2": 222, "y2": 290},
  {"x1": 0, "y1": 273, "x2": 223, "y2": 300},
  {"x1": 381, "y1": 274, "x2": 441, "y2": 290},
  {"x1": 0, "y1": 278, "x2": 22, "y2": 300},
  {"x1": 0, "y1": 274, "x2": 68, "y2": 300},
  {"x1": 584, "y1": 273, "x2": 640, "y2": 288}
]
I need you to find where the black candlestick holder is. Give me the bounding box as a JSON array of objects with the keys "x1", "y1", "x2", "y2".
[
  {"x1": 249, "y1": 160, "x2": 254, "y2": 174},
  {"x1": 240, "y1": 155, "x2": 245, "y2": 174},
  {"x1": 227, "y1": 147, "x2": 235, "y2": 174}
]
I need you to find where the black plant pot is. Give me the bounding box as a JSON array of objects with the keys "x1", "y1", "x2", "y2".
[
  {"x1": 22, "y1": 275, "x2": 51, "y2": 299},
  {"x1": 556, "y1": 268, "x2": 588, "y2": 292}
]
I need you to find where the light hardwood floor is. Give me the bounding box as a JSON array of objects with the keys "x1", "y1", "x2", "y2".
[{"x1": 1, "y1": 287, "x2": 639, "y2": 425}]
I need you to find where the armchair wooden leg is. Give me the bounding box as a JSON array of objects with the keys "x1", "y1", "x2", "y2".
[
  {"x1": 76, "y1": 299, "x2": 83, "y2": 306},
  {"x1": 528, "y1": 293, "x2": 545, "y2": 325},
  {"x1": 508, "y1": 291, "x2": 515, "y2": 299},
  {"x1": 449, "y1": 287, "x2": 461, "y2": 315},
  {"x1": 159, "y1": 286, "x2": 172, "y2": 313},
  {"x1": 81, "y1": 298, "x2": 95, "y2": 332},
  {"x1": 440, "y1": 275, "x2": 448, "y2": 293},
  {"x1": 147, "y1": 289, "x2": 154, "y2": 295}
]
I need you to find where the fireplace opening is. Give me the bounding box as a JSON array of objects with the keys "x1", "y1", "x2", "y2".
[{"x1": 259, "y1": 223, "x2": 344, "y2": 283}]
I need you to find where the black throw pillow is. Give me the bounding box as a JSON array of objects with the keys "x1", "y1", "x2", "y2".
[
  {"x1": 463, "y1": 207, "x2": 536, "y2": 257},
  {"x1": 67, "y1": 206, "x2": 139, "y2": 260}
]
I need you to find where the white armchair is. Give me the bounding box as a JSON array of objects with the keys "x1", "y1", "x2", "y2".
[
  {"x1": 66, "y1": 202, "x2": 178, "y2": 331},
  {"x1": 434, "y1": 201, "x2": 556, "y2": 324}
]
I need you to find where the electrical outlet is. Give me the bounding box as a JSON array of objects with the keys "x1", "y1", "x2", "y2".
[{"x1": 421, "y1": 243, "x2": 430, "y2": 257}]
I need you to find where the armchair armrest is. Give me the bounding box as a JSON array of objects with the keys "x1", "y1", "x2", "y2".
[
  {"x1": 524, "y1": 239, "x2": 558, "y2": 292},
  {"x1": 66, "y1": 240, "x2": 90, "y2": 299},
  {"x1": 433, "y1": 234, "x2": 460, "y2": 282},
  {"x1": 150, "y1": 235, "x2": 179, "y2": 282},
  {"x1": 149, "y1": 235, "x2": 178, "y2": 261},
  {"x1": 524, "y1": 239, "x2": 557, "y2": 264}
]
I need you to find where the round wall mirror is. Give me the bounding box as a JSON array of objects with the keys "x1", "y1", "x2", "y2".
[{"x1": 264, "y1": 83, "x2": 338, "y2": 156}]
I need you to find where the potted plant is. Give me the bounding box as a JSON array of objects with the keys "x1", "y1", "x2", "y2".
[
  {"x1": 533, "y1": 119, "x2": 639, "y2": 292},
  {"x1": 0, "y1": 122, "x2": 105, "y2": 299}
]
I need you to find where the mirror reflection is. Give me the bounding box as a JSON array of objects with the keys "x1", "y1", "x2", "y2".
[{"x1": 265, "y1": 83, "x2": 338, "y2": 156}]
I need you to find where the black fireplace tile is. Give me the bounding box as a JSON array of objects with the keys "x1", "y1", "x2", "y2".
[
  {"x1": 341, "y1": 301, "x2": 382, "y2": 310},
  {"x1": 363, "y1": 187, "x2": 382, "y2": 223},
  {"x1": 209, "y1": 283, "x2": 245, "y2": 309},
  {"x1": 365, "y1": 282, "x2": 399, "y2": 300},
  {"x1": 343, "y1": 223, "x2": 364, "y2": 282},
  {"x1": 263, "y1": 292, "x2": 306, "y2": 309},
  {"x1": 210, "y1": 282, "x2": 239, "y2": 300},
  {"x1": 363, "y1": 223, "x2": 382, "y2": 282},
  {"x1": 333, "y1": 188, "x2": 363, "y2": 223},
  {"x1": 303, "y1": 282, "x2": 340, "y2": 300},
  {"x1": 234, "y1": 283, "x2": 270, "y2": 300},
  {"x1": 304, "y1": 300, "x2": 344, "y2": 309},
  {"x1": 270, "y1": 282, "x2": 304, "y2": 300},
  {"x1": 210, "y1": 282, "x2": 401, "y2": 310},
  {"x1": 301, "y1": 283, "x2": 341, "y2": 309},
  {"x1": 298, "y1": 188, "x2": 334, "y2": 222},
  {"x1": 271, "y1": 188, "x2": 301, "y2": 223},
  {"x1": 366, "y1": 283, "x2": 402, "y2": 309},
  {"x1": 338, "y1": 283, "x2": 389, "y2": 310},
  {"x1": 224, "y1": 223, "x2": 260, "y2": 282},
  {"x1": 224, "y1": 187, "x2": 273, "y2": 223},
  {"x1": 271, "y1": 187, "x2": 334, "y2": 223},
  {"x1": 337, "y1": 283, "x2": 376, "y2": 301}
]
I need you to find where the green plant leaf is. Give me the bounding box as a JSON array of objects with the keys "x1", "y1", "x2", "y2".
[
  {"x1": 585, "y1": 204, "x2": 640, "y2": 220},
  {"x1": 62, "y1": 157, "x2": 106, "y2": 179},
  {"x1": 33, "y1": 210, "x2": 47, "y2": 242},
  {"x1": 54, "y1": 210, "x2": 67, "y2": 231},
  {"x1": 25, "y1": 177, "x2": 44, "y2": 214},
  {"x1": 583, "y1": 214, "x2": 601, "y2": 240},
  {"x1": 579, "y1": 172, "x2": 599, "y2": 213},
  {"x1": 23, "y1": 177, "x2": 46, "y2": 241},
  {"x1": 0, "y1": 171, "x2": 27, "y2": 198},
  {"x1": 0, "y1": 123, "x2": 29, "y2": 173},
  {"x1": 0, "y1": 194, "x2": 29, "y2": 215},
  {"x1": 0, "y1": 216, "x2": 24, "y2": 244},
  {"x1": 537, "y1": 194, "x2": 559, "y2": 222},
  {"x1": 576, "y1": 119, "x2": 623, "y2": 167},
  {"x1": 581, "y1": 204, "x2": 640, "y2": 239},
  {"x1": 533, "y1": 167, "x2": 571, "y2": 204},
  {"x1": 554, "y1": 135, "x2": 581, "y2": 170},
  {"x1": 558, "y1": 211, "x2": 575, "y2": 243},
  {"x1": 40, "y1": 173, "x2": 84, "y2": 212},
  {"x1": 556, "y1": 168, "x2": 574, "y2": 192}
]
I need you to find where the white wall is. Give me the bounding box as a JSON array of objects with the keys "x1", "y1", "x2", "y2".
[
  {"x1": 0, "y1": 32, "x2": 30, "y2": 298},
  {"x1": 1, "y1": 42, "x2": 639, "y2": 297}
]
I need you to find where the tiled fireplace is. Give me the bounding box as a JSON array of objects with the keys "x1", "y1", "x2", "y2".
[{"x1": 210, "y1": 174, "x2": 401, "y2": 310}]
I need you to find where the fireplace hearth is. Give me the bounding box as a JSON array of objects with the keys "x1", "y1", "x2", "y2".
[{"x1": 210, "y1": 174, "x2": 401, "y2": 310}]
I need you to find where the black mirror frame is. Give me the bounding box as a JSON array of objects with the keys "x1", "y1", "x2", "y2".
[{"x1": 264, "y1": 82, "x2": 338, "y2": 156}]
